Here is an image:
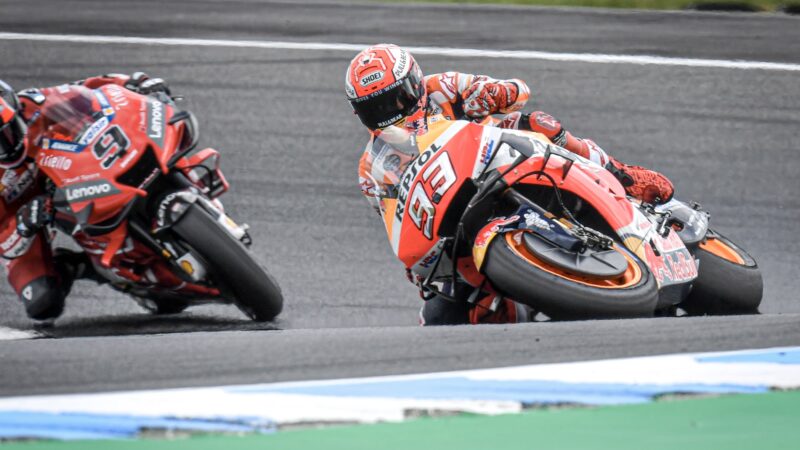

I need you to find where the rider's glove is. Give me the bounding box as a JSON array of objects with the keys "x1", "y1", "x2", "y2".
[
  {"x1": 463, "y1": 81, "x2": 517, "y2": 118},
  {"x1": 463, "y1": 81, "x2": 498, "y2": 118},
  {"x1": 125, "y1": 72, "x2": 172, "y2": 98},
  {"x1": 16, "y1": 195, "x2": 54, "y2": 238}
]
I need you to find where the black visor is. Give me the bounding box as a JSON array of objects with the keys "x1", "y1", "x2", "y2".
[
  {"x1": 350, "y1": 67, "x2": 424, "y2": 130},
  {"x1": 0, "y1": 113, "x2": 25, "y2": 165}
]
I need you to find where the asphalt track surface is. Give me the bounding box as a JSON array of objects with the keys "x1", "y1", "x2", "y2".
[{"x1": 0, "y1": 0, "x2": 798, "y2": 395}]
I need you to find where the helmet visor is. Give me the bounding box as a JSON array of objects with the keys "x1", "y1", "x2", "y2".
[
  {"x1": 350, "y1": 68, "x2": 424, "y2": 130},
  {"x1": 0, "y1": 112, "x2": 25, "y2": 164}
]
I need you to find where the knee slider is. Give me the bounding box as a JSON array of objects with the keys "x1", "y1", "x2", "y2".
[{"x1": 19, "y1": 277, "x2": 65, "y2": 320}]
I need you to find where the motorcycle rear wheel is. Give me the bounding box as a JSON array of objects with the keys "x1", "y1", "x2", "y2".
[
  {"x1": 482, "y1": 231, "x2": 658, "y2": 320},
  {"x1": 172, "y1": 204, "x2": 283, "y2": 322},
  {"x1": 680, "y1": 231, "x2": 762, "y2": 315}
]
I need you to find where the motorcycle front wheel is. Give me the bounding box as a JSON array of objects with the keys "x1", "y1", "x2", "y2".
[
  {"x1": 679, "y1": 231, "x2": 762, "y2": 315},
  {"x1": 482, "y1": 230, "x2": 658, "y2": 320},
  {"x1": 171, "y1": 203, "x2": 283, "y2": 322}
]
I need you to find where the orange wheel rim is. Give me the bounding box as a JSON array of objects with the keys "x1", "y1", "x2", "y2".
[
  {"x1": 504, "y1": 231, "x2": 642, "y2": 289},
  {"x1": 699, "y1": 237, "x2": 745, "y2": 265}
]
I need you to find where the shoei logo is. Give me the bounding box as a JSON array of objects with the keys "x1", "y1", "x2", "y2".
[
  {"x1": 63, "y1": 179, "x2": 119, "y2": 203},
  {"x1": 360, "y1": 71, "x2": 384, "y2": 87}
]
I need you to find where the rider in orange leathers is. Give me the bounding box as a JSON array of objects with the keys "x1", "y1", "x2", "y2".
[
  {"x1": 0, "y1": 73, "x2": 169, "y2": 322},
  {"x1": 346, "y1": 44, "x2": 675, "y2": 325}
]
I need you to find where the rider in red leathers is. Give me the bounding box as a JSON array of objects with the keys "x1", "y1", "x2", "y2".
[
  {"x1": 0, "y1": 74, "x2": 170, "y2": 322},
  {"x1": 346, "y1": 44, "x2": 675, "y2": 325}
]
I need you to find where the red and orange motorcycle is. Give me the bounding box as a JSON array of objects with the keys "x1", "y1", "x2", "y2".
[
  {"x1": 365, "y1": 117, "x2": 762, "y2": 320},
  {"x1": 35, "y1": 85, "x2": 282, "y2": 321}
]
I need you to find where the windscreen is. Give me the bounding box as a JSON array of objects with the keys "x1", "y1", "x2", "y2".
[
  {"x1": 39, "y1": 86, "x2": 112, "y2": 146},
  {"x1": 363, "y1": 126, "x2": 421, "y2": 202}
]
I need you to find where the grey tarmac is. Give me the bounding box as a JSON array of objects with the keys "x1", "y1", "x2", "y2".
[{"x1": 0, "y1": 1, "x2": 797, "y2": 395}]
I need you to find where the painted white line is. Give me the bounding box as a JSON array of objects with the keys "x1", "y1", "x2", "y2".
[
  {"x1": 0, "y1": 326, "x2": 41, "y2": 341},
  {"x1": 1, "y1": 32, "x2": 799, "y2": 72}
]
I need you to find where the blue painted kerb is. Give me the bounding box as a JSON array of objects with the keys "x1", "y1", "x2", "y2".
[
  {"x1": 0, "y1": 411, "x2": 275, "y2": 440},
  {"x1": 232, "y1": 377, "x2": 767, "y2": 405}
]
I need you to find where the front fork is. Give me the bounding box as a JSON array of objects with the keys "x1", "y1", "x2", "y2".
[{"x1": 129, "y1": 172, "x2": 250, "y2": 285}]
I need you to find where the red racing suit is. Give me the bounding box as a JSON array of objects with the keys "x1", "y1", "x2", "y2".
[{"x1": 0, "y1": 74, "x2": 137, "y2": 320}]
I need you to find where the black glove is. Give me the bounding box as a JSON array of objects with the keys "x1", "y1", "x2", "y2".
[
  {"x1": 16, "y1": 195, "x2": 53, "y2": 238},
  {"x1": 125, "y1": 72, "x2": 172, "y2": 98}
]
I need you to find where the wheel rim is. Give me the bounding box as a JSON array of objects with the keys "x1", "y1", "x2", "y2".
[
  {"x1": 699, "y1": 237, "x2": 746, "y2": 265},
  {"x1": 504, "y1": 231, "x2": 643, "y2": 289}
]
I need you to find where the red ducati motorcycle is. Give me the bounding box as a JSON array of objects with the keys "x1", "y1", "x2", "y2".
[
  {"x1": 365, "y1": 118, "x2": 762, "y2": 320},
  {"x1": 35, "y1": 84, "x2": 282, "y2": 321}
]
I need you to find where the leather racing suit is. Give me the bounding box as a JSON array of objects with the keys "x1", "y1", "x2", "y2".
[{"x1": 1, "y1": 74, "x2": 158, "y2": 321}]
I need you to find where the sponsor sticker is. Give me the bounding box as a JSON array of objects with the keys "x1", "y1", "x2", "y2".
[
  {"x1": 394, "y1": 143, "x2": 441, "y2": 221},
  {"x1": 105, "y1": 84, "x2": 129, "y2": 108},
  {"x1": 0, "y1": 230, "x2": 34, "y2": 259},
  {"x1": 78, "y1": 117, "x2": 110, "y2": 145},
  {"x1": 146, "y1": 100, "x2": 166, "y2": 148},
  {"x1": 524, "y1": 211, "x2": 551, "y2": 230},
  {"x1": 93, "y1": 90, "x2": 115, "y2": 117},
  {"x1": 60, "y1": 179, "x2": 120, "y2": 203},
  {"x1": 38, "y1": 154, "x2": 73, "y2": 171},
  {"x1": 1, "y1": 165, "x2": 35, "y2": 203},
  {"x1": 360, "y1": 71, "x2": 384, "y2": 87},
  {"x1": 479, "y1": 138, "x2": 495, "y2": 164},
  {"x1": 42, "y1": 138, "x2": 84, "y2": 153},
  {"x1": 119, "y1": 149, "x2": 140, "y2": 169}
]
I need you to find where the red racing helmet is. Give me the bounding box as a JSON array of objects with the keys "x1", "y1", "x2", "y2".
[
  {"x1": 0, "y1": 80, "x2": 27, "y2": 168},
  {"x1": 345, "y1": 44, "x2": 426, "y2": 130}
]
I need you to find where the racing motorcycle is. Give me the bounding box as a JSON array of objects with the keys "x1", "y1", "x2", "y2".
[
  {"x1": 366, "y1": 117, "x2": 762, "y2": 320},
  {"x1": 34, "y1": 84, "x2": 283, "y2": 321}
]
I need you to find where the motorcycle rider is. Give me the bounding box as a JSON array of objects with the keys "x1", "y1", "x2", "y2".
[
  {"x1": 346, "y1": 44, "x2": 675, "y2": 325},
  {"x1": 0, "y1": 73, "x2": 171, "y2": 322}
]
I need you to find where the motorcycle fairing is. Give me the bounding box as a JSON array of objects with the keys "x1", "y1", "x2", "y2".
[
  {"x1": 380, "y1": 118, "x2": 698, "y2": 291},
  {"x1": 38, "y1": 85, "x2": 180, "y2": 226},
  {"x1": 496, "y1": 139, "x2": 697, "y2": 288},
  {"x1": 472, "y1": 205, "x2": 588, "y2": 271}
]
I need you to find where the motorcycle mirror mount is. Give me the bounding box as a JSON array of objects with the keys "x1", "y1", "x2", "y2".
[{"x1": 498, "y1": 133, "x2": 535, "y2": 158}]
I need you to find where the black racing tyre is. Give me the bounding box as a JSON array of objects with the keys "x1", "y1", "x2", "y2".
[
  {"x1": 680, "y1": 232, "x2": 762, "y2": 315},
  {"x1": 482, "y1": 231, "x2": 658, "y2": 320},
  {"x1": 172, "y1": 203, "x2": 283, "y2": 322}
]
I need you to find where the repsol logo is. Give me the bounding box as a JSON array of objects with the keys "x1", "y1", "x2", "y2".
[
  {"x1": 360, "y1": 71, "x2": 383, "y2": 87},
  {"x1": 63, "y1": 180, "x2": 119, "y2": 203},
  {"x1": 394, "y1": 143, "x2": 441, "y2": 221}
]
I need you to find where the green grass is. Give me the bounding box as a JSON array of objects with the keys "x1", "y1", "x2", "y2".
[
  {"x1": 4, "y1": 391, "x2": 800, "y2": 450},
  {"x1": 388, "y1": 0, "x2": 800, "y2": 12}
]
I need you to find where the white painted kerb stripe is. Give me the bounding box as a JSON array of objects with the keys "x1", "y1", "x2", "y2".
[
  {"x1": 0, "y1": 326, "x2": 40, "y2": 341},
  {"x1": 1, "y1": 32, "x2": 799, "y2": 72}
]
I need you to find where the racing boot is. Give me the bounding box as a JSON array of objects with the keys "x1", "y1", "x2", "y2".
[
  {"x1": 605, "y1": 157, "x2": 674, "y2": 205},
  {"x1": 515, "y1": 111, "x2": 674, "y2": 204},
  {"x1": 53, "y1": 248, "x2": 106, "y2": 287}
]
